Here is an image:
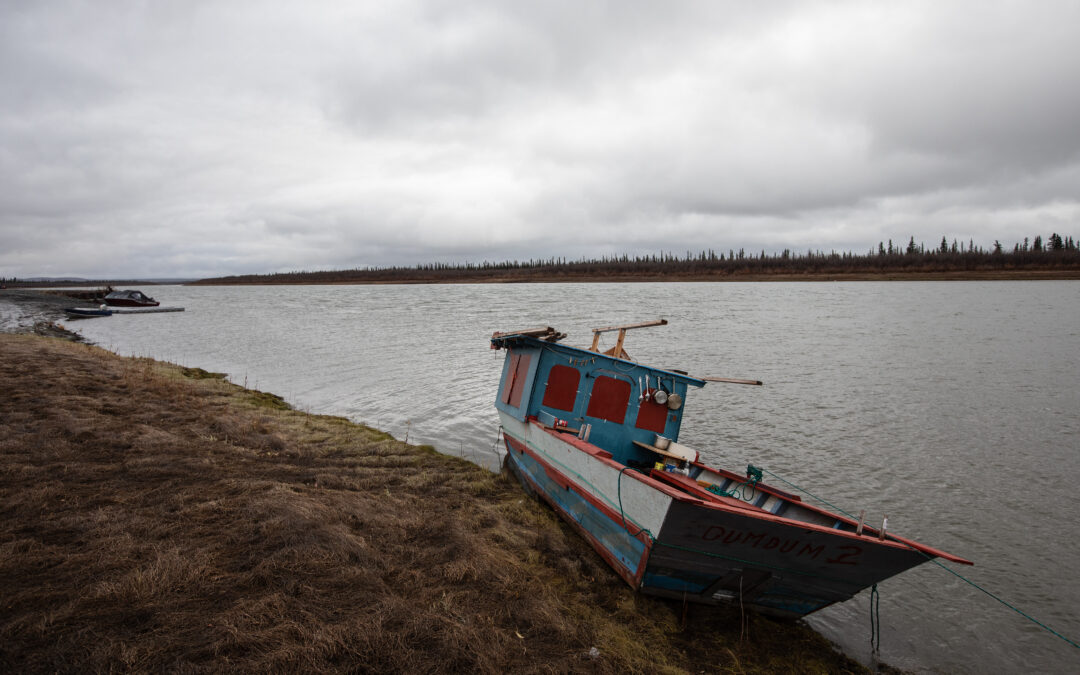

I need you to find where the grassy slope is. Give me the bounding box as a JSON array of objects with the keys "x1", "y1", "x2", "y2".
[{"x1": 0, "y1": 334, "x2": 867, "y2": 673}]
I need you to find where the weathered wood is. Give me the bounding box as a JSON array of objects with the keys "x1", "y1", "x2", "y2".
[
  {"x1": 590, "y1": 318, "x2": 668, "y2": 334},
  {"x1": 492, "y1": 326, "x2": 555, "y2": 339},
  {"x1": 589, "y1": 318, "x2": 667, "y2": 358},
  {"x1": 701, "y1": 376, "x2": 763, "y2": 386},
  {"x1": 632, "y1": 440, "x2": 690, "y2": 463},
  {"x1": 606, "y1": 329, "x2": 630, "y2": 360}
]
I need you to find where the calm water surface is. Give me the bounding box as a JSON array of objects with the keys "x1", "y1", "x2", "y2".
[{"x1": 69, "y1": 282, "x2": 1080, "y2": 673}]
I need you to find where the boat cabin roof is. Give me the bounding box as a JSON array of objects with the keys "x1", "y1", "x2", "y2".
[
  {"x1": 105, "y1": 290, "x2": 152, "y2": 300},
  {"x1": 490, "y1": 330, "x2": 705, "y2": 387}
]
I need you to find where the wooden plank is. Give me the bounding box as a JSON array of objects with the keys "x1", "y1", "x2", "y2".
[
  {"x1": 590, "y1": 318, "x2": 667, "y2": 334},
  {"x1": 491, "y1": 326, "x2": 555, "y2": 339},
  {"x1": 632, "y1": 440, "x2": 689, "y2": 463},
  {"x1": 701, "y1": 376, "x2": 763, "y2": 386}
]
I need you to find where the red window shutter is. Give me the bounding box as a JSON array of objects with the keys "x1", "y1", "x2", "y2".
[
  {"x1": 541, "y1": 365, "x2": 580, "y2": 412},
  {"x1": 500, "y1": 354, "x2": 520, "y2": 404},
  {"x1": 585, "y1": 376, "x2": 631, "y2": 424},
  {"x1": 502, "y1": 353, "x2": 531, "y2": 408},
  {"x1": 634, "y1": 397, "x2": 668, "y2": 434}
]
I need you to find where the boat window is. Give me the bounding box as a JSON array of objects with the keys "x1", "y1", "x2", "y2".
[
  {"x1": 585, "y1": 376, "x2": 631, "y2": 424},
  {"x1": 541, "y1": 364, "x2": 579, "y2": 412},
  {"x1": 501, "y1": 353, "x2": 531, "y2": 408},
  {"x1": 635, "y1": 397, "x2": 669, "y2": 434}
]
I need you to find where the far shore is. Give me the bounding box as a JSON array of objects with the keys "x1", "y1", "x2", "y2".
[
  {"x1": 5, "y1": 266, "x2": 1078, "y2": 291},
  {"x1": 186, "y1": 268, "x2": 1080, "y2": 285}
]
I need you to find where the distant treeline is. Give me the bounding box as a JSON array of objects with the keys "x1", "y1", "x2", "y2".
[
  {"x1": 0, "y1": 280, "x2": 158, "y2": 289},
  {"x1": 185, "y1": 232, "x2": 1078, "y2": 284}
]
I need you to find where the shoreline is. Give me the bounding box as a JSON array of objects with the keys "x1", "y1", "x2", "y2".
[
  {"x1": 0, "y1": 328, "x2": 879, "y2": 672},
  {"x1": 0, "y1": 289, "x2": 86, "y2": 341},
  {"x1": 188, "y1": 268, "x2": 1080, "y2": 285},
  {"x1": 6, "y1": 267, "x2": 1078, "y2": 290}
]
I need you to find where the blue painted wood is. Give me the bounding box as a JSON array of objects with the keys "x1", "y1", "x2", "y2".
[
  {"x1": 503, "y1": 432, "x2": 648, "y2": 581},
  {"x1": 492, "y1": 334, "x2": 704, "y2": 468}
]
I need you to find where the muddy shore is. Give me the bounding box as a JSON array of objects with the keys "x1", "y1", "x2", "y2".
[
  {"x1": 0, "y1": 330, "x2": 875, "y2": 673},
  {"x1": 0, "y1": 289, "x2": 86, "y2": 341}
]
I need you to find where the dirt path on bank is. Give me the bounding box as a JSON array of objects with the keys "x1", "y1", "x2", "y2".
[{"x1": 0, "y1": 334, "x2": 868, "y2": 673}]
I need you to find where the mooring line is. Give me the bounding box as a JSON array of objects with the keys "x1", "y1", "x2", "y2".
[{"x1": 759, "y1": 466, "x2": 1079, "y2": 650}]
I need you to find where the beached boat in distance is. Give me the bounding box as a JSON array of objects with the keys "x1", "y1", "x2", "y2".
[
  {"x1": 64, "y1": 307, "x2": 113, "y2": 319},
  {"x1": 63, "y1": 305, "x2": 184, "y2": 319},
  {"x1": 491, "y1": 320, "x2": 971, "y2": 619},
  {"x1": 103, "y1": 290, "x2": 159, "y2": 307}
]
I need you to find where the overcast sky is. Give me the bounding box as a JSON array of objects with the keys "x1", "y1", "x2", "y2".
[{"x1": 2, "y1": 1, "x2": 1079, "y2": 279}]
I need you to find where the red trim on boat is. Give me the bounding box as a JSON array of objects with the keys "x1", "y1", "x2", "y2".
[
  {"x1": 525, "y1": 420, "x2": 973, "y2": 565},
  {"x1": 503, "y1": 433, "x2": 653, "y2": 586}
]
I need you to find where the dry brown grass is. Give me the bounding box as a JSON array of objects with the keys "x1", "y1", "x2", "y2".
[{"x1": 0, "y1": 334, "x2": 866, "y2": 673}]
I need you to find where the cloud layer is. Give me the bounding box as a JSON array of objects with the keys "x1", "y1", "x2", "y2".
[{"x1": 2, "y1": 0, "x2": 1078, "y2": 278}]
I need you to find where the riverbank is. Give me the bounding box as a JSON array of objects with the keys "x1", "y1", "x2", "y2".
[
  {"x1": 188, "y1": 267, "x2": 1080, "y2": 285},
  {"x1": 0, "y1": 332, "x2": 873, "y2": 673}
]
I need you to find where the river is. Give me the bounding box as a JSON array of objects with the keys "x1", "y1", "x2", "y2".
[{"x1": 63, "y1": 281, "x2": 1080, "y2": 673}]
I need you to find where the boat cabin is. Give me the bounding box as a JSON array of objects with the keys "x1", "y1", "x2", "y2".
[
  {"x1": 104, "y1": 290, "x2": 159, "y2": 307},
  {"x1": 491, "y1": 322, "x2": 705, "y2": 473}
]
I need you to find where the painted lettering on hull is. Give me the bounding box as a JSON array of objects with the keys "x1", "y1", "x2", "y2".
[{"x1": 701, "y1": 526, "x2": 863, "y2": 565}]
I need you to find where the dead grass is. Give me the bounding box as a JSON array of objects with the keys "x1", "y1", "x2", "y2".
[{"x1": 0, "y1": 334, "x2": 867, "y2": 673}]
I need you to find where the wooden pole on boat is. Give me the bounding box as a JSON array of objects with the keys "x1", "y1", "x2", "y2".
[
  {"x1": 492, "y1": 326, "x2": 554, "y2": 340},
  {"x1": 589, "y1": 319, "x2": 667, "y2": 358},
  {"x1": 701, "y1": 376, "x2": 764, "y2": 386},
  {"x1": 590, "y1": 318, "x2": 668, "y2": 334}
]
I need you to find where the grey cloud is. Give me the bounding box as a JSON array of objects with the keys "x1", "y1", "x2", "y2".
[{"x1": 0, "y1": 1, "x2": 1077, "y2": 278}]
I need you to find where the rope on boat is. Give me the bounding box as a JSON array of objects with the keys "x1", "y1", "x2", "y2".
[
  {"x1": 706, "y1": 464, "x2": 762, "y2": 501},
  {"x1": 758, "y1": 466, "x2": 1080, "y2": 651},
  {"x1": 869, "y1": 584, "x2": 881, "y2": 653}
]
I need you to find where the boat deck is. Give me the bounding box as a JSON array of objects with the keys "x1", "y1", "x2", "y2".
[{"x1": 647, "y1": 469, "x2": 764, "y2": 511}]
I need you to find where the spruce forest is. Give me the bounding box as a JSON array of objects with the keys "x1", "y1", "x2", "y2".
[{"x1": 189, "y1": 233, "x2": 1080, "y2": 284}]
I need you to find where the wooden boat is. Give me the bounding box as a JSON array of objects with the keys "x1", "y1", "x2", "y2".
[
  {"x1": 103, "y1": 290, "x2": 159, "y2": 307},
  {"x1": 491, "y1": 320, "x2": 971, "y2": 619},
  {"x1": 64, "y1": 307, "x2": 113, "y2": 318}
]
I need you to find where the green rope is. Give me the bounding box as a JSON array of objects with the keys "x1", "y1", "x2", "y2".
[
  {"x1": 869, "y1": 584, "x2": 881, "y2": 652},
  {"x1": 706, "y1": 464, "x2": 762, "y2": 501},
  {"x1": 761, "y1": 467, "x2": 859, "y2": 520},
  {"x1": 758, "y1": 466, "x2": 1080, "y2": 651},
  {"x1": 923, "y1": 556, "x2": 1080, "y2": 650}
]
